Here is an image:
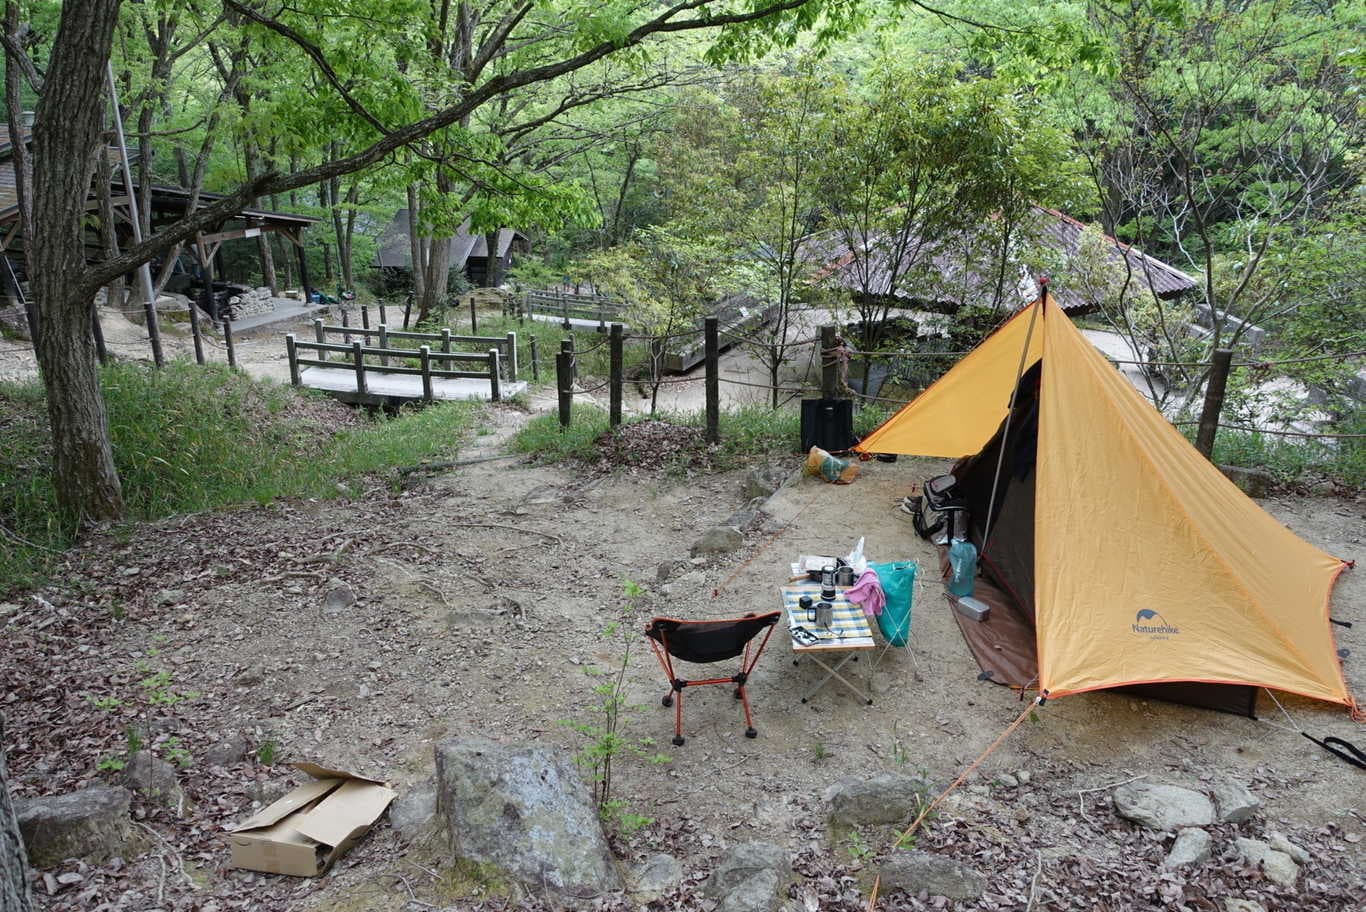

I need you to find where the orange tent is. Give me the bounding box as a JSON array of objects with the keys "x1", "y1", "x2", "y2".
[{"x1": 856, "y1": 296, "x2": 1355, "y2": 712}]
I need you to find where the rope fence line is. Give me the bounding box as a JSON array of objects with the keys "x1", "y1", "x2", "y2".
[{"x1": 1170, "y1": 421, "x2": 1365, "y2": 440}]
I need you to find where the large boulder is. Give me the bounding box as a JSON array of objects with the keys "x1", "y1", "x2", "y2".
[
  {"x1": 704, "y1": 842, "x2": 791, "y2": 912},
  {"x1": 14, "y1": 785, "x2": 133, "y2": 867},
  {"x1": 1112, "y1": 783, "x2": 1214, "y2": 830},
  {"x1": 630, "y1": 853, "x2": 683, "y2": 904},
  {"x1": 434, "y1": 737, "x2": 620, "y2": 899},
  {"x1": 825, "y1": 773, "x2": 932, "y2": 828},
  {"x1": 876, "y1": 849, "x2": 986, "y2": 901},
  {"x1": 1219, "y1": 465, "x2": 1276, "y2": 498},
  {"x1": 390, "y1": 778, "x2": 438, "y2": 842}
]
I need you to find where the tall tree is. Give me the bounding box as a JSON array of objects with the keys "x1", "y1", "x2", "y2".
[{"x1": 15, "y1": 0, "x2": 887, "y2": 523}]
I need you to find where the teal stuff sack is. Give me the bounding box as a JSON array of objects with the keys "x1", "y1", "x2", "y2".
[{"x1": 871, "y1": 560, "x2": 915, "y2": 647}]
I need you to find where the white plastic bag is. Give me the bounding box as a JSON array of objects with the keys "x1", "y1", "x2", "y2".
[{"x1": 843, "y1": 536, "x2": 868, "y2": 576}]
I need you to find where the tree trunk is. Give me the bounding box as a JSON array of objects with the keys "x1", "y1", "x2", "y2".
[
  {"x1": 406, "y1": 183, "x2": 426, "y2": 302},
  {"x1": 1, "y1": 717, "x2": 34, "y2": 912},
  {"x1": 483, "y1": 229, "x2": 501, "y2": 287},
  {"x1": 31, "y1": 0, "x2": 125, "y2": 522}
]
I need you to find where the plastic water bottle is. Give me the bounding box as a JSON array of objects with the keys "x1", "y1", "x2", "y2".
[{"x1": 947, "y1": 538, "x2": 977, "y2": 598}]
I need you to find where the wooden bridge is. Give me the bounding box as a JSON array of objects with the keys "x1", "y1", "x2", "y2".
[{"x1": 286, "y1": 320, "x2": 527, "y2": 405}]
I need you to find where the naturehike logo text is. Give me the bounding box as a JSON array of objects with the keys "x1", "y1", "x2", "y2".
[{"x1": 1132, "y1": 609, "x2": 1179, "y2": 636}]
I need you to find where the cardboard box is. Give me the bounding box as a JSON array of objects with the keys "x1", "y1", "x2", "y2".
[{"x1": 226, "y1": 763, "x2": 396, "y2": 876}]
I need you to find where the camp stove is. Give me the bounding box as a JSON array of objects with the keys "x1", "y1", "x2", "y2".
[{"x1": 907, "y1": 473, "x2": 970, "y2": 544}]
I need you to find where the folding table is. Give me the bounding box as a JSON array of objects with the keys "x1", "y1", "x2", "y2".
[{"x1": 780, "y1": 582, "x2": 876, "y2": 704}]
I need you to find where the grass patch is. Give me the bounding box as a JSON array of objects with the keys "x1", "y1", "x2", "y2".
[
  {"x1": 0, "y1": 360, "x2": 479, "y2": 593},
  {"x1": 511, "y1": 406, "x2": 611, "y2": 463},
  {"x1": 1204, "y1": 419, "x2": 1364, "y2": 489}
]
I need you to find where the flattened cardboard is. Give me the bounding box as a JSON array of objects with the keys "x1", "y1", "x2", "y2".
[{"x1": 227, "y1": 763, "x2": 396, "y2": 876}]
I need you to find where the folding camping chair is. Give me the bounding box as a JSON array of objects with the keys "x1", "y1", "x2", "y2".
[{"x1": 644, "y1": 611, "x2": 782, "y2": 746}]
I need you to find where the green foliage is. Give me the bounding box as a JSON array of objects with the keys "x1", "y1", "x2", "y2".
[
  {"x1": 562, "y1": 580, "x2": 668, "y2": 832},
  {"x1": 510, "y1": 407, "x2": 612, "y2": 463},
  {"x1": 256, "y1": 739, "x2": 280, "y2": 766},
  {"x1": 0, "y1": 362, "x2": 478, "y2": 594}
]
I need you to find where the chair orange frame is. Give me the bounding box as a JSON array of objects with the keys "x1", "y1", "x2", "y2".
[{"x1": 644, "y1": 611, "x2": 782, "y2": 746}]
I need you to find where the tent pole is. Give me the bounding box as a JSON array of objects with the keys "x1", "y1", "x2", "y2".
[{"x1": 980, "y1": 281, "x2": 1046, "y2": 557}]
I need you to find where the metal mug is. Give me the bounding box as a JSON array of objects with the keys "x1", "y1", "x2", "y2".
[
  {"x1": 815, "y1": 600, "x2": 833, "y2": 628},
  {"x1": 835, "y1": 565, "x2": 855, "y2": 587}
]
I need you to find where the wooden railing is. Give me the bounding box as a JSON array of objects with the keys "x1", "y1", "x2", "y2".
[
  {"x1": 285, "y1": 319, "x2": 515, "y2": 401},
  {"x1": 519, "y1": 290, "x2": 628, "y2": 331}
]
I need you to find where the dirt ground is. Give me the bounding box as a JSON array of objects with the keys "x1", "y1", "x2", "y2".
[
  {"x1": 3, "y1": 307, "x2": 1364, "y2": 910},
  {"x1": 4, "y1": 405, "x2": 1364, "y2": 910}
]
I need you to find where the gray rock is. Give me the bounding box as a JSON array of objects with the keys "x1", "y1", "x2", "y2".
[
  {"x1": 725, "y1": 496, "x2": 768, "y2": 531},
  {"x1": 118, "y1": 751, "x2": 182, "y2": 807},
  {"x1": 153, "y1": 589, "x2": 186, "y2": 608},
  {"x1": 656, "y1": 560, "x2": 681, "y2": 583},
  {"x1": 1235, "y1": 837, "x2": 1299, "y2": 888},
  {"x1": 435, "y1": 737, "x2": 620, "y2": 898},
  {"x1": 1112, "y1": 783, "x2": 1215, "y2": 830},
  {"x1": 1266, "y1": 831, "x2": 1310, "y2": 864},
  {"x1": 14, "y1": 786, "x2": 133, "y2": 866},
  {"x1": 204, "y1": 733, "x2": 249, "y2": 766},
  {"x1": 323, "y1": 583, "x2": 356, "y2": 614},
  {"x1": 690, "y1": 526, "x2": 744, "y2": 557},
  {"x1": 705, "y1": 842, "x2": 790, "y2": 912},
  {"x1": 1211, "y1": 777, "x2": 1260, "y2": 823},
  {"x1": 631, "y1": 853, "x2": 683, "y2": 903},
  {"x1": 742, "y1": 465, "x2": 789, "y2": 500},
  {"x1": 1224, "y1": 900, "x2": 1267, "y2": 912},
  {"x1": 877, "y1": 849, "x2": 986, "y2": 901},
  {"x1": 390, "y1": 778, "x2": 438, "y2": 842},
  {"x1": 1219, "y1": 465, "x2": 1276, "y2": 498},
  {"x1": 1015, "y1": 770, "x2": 1032, "y2": 785},
  {"x1": 996, "y1": 772, "x2": 1020, "y2": 788},
  {"x1": 235, "y1": 666, "x2": 264, "y2": 687},
  {"x1": 1165, "y1": 828, "x2": 1212, "y2": 867},
  {"x1": 825, "y1": 773, "x2": 931, "y2": 827}
]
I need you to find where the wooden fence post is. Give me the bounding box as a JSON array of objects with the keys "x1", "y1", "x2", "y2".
[
  {"x1": 91, "y1": 299, "x2": 107, "y2": 365},
  {"x1": 556, "y1": 350, "x2": 572, "y2": 427},
  {"x1": 378, "y1": 324, "x2": 389, "y2": 367},
  {"x1": 441, "y1": 327, "x2": 451, "y2": 355},
  {"x1": 704, "y1": 316, "x2": 719, "y2": 444},
  {"x1": 341, "y1": 308, "x2": 351, "y2": 346},
  {"x1": 314, "y1": 318, "x2": 326, "y2": 362},
  {"x1": 420, "y1": 345, "x2": 433, "y2": 402},
  {"x1": 361, "y1": 304, "x2": 370, "y2": 330},
  {"x1": 560, "y1": 290, "x2": 570, "y2": 330},
  {"x1": 561, "y1": 337, "x2": 575, "y2": 385},
  {"x1": 286, "y1": 333, "x2": 300, "y2": 386},
  {"x1": 189, "y1": 286, "x2": 205, "y2": 365},
  {"x1": 530, "y1": 336, "x2": 539, "y2": 381},
  {"x1": 403, "y1": 294, "x2": 413, "y2": 330},
  {"x1": 470, "y1": 296, "x2": 478, "y2": 335},
  {"x1": 1195, "y1": 348, "x2": 1234, "y2": 459},
  {"x1": 820, "y1": 325, "x2": 837, "y2": 399},
  {"x1": 352, "y1": 340, "x2": 367, "y2": 395},
  {"x1": 378, "y1": 302, "x2": 387, "y2": 326},
  {"x1": 505, "y1": 331, "x2": 518, "y2": 379},
  {"x1": 489, "y1": 349, "x2": 502, "y2": 401},
  {"x1": 224, "y1": 318, "x2": 236, "y2": 369},
  {"x1": 609, "y1": 322, "x2": 623, "y2": 428}
]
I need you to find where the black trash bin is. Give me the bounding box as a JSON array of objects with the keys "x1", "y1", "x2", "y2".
[{"x1": 800, "y1": 398, "x2": 857, "y2": 453}]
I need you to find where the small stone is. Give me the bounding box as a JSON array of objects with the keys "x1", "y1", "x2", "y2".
[
  {"x1": 825, "y1": 773, "x2": 932, "y2": 827},
  {"x1": 1210, "y1": 777, "x2": 1260, "y2": 823},
  {"x1": 1266, "y1": 831, "x2": 1310, "y2": 864},
  {"x1": 1164, "y1": 828, "x2": 1212, "y2": 867},
  {"x1": 236, "y1": 666, "x2": 264, "y2": 687},
  {"x1": 632, "y1": 853, "x2": 684, "y2": 904},
  {"x1": 1224, "y1": 900, "x2": 1267, "y2": 912},
  {"x1": 204, "y1": 733, "x2": 249, "y2": 766},
  {"x1": 1235, "y1": 837, "x2": 1298, "y2": 888},
  {"x1": 154, "y1": 589, "x2": 186, "y2": 608},
  {"x1": 323, "y1": 583, "x2": 356, "y2": 614},
  {"x1": 1015, "y1": 770, "x2": 1032, "y2": 785},
  {"x1": 656, "y1": 560, "x2": 678, "y2": 583},
  {"x1": 118, "y1": 751, "x2": 182, "y2": 807},
  {"x1": 1219, "y1": 465, "x2": 1276, "y2": 498},
  {"x1": 996, "y1": 773, "x2": 1019, "y2": 788}
]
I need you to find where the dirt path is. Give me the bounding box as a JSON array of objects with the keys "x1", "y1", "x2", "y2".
[{"x1": 6, "y1": 433, "x2": 1363, "y2": 911}]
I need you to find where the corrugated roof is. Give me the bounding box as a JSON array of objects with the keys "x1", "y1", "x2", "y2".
[{"x1": 805, "y1": 205, "x2": 1196, "y2": 312}]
